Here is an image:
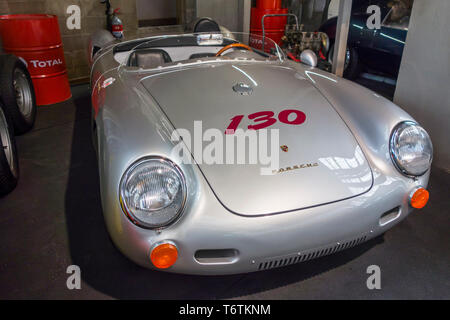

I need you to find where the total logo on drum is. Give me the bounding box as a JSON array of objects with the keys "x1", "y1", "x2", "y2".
[{"x1": 28, "y1": 58, "x2": 63, "y2": 68}]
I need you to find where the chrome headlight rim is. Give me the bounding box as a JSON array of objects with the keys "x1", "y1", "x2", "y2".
[
  {"x1": 119, "y1": 156, "x2": 187, "y2": 229},
  {"x1": 389, "y1": 121, "x2": 433, "y2": 177},
  {"x1": 320, "y1": 32, "x2": 330, "y2": 54}
]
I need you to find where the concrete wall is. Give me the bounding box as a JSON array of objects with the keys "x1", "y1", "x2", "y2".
[
  {"x1": 136, "y1": 0, "x2": 176, "y2": 21},
  {"x1": 394, "y1": 0, "x2": 450, "y2": 172},
  {"x1": 196, "y1": 0, "x2": 240, "y2": 31}
]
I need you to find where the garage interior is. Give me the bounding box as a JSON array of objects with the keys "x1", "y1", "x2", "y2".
[{"x1": 0, "y1": 0, "x2": 449, "y2": 299}]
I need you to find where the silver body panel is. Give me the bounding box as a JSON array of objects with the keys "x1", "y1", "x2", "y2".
[{"x1": 89, "y1": 36, "x2": 429, "y2": 275}]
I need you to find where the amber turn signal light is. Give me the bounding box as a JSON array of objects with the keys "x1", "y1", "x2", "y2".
[
  {"x1": 150, "y1": 242, "x2": 178, "y2": 269},
  {"x1": 410, "y1": 188, "x2": 429, "y2": 209}
]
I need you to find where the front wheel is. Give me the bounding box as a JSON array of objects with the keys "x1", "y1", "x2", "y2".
[
  {"x1": 0, "y1": 54, "x2": 37, "y2": 135},
  {"x1": 328, "y1": 44, "x2": 361, "y2": 80},
  {"x1": 0, "y1": 102, "x2": 19, "y2": 196}
]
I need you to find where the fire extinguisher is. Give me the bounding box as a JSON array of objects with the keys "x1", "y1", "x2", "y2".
[
  {"x1": 110, "y1": 8, "x2": 123, "y2": 39},
  {"x1": 101, "y1": 0, "x2": 123, "y2": 39}
]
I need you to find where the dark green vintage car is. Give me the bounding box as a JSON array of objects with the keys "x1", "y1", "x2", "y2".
[{"x1": 319, "y1": 0, "x2": 412, "y2": 79}]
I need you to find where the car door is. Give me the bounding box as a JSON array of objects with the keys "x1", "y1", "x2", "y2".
[
  {"x1": 370, "y1": 6, "x2": 411, "y2": 77},
  {"x1": 347, "y1": 1, "x2": 389, "y2": 70},
  {"x1": 354, "y1": 13, "x2": 376, "y2": 61}
]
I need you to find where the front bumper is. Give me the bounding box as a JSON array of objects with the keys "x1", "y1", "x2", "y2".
[{"x1": 101, "y1": 164, "x2": 429, "y2": 275}]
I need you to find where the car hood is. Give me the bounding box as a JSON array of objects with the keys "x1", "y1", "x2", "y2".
[{"x1": 142, "y1": 63, "x2": 373, "y2": 216}]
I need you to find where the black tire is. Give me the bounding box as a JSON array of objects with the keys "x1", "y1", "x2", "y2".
[
  {"x1": 328, "y1": 44, "x2": 361, "y2": 80},
  {"x1": 0, "y1": 54, "x2": 37, "y2": 135},
  {"x1": 0, "y1": 102, "x2": 19, "y2": 196},
  {"x1": 344, "y1": 47, "x2": 361, "y2": 80}
]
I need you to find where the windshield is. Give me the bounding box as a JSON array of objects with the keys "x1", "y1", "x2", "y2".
[
  {"x1": 382, "y1": 6, "x2": 411, "y2": 30},
  {"x1": 116, "y1": 32, "x2": 285, "y2": 73}
]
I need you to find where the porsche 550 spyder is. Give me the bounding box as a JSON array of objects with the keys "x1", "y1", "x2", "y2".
[{"x1": 88, "y1": 28, "x2": 432, "y2": 275}]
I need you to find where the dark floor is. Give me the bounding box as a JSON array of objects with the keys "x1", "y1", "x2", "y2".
[
  {"x1": 0, "y1": 81, "x2": 449, "y2": 300},
  {"x1": 355, "y1": 75, "x2": 396, "y2": 101}
]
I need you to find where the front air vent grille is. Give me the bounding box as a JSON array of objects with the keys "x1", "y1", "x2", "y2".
[{"x1": 258, "y1": 235, "x2": 367, "y2": 271}]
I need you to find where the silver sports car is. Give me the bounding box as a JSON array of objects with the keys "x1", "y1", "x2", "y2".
[{"x1": 88, "y1": 29, "x2": 433, "y2": 275}]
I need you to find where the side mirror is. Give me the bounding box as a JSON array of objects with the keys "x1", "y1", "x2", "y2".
[{"x1": 300, "y1": 49, "x2": 318, "y2": 67}]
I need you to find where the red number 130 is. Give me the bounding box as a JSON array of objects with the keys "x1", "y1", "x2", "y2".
[{"x1": 225, "y1": 109, "x2": 306, "y2": 134}]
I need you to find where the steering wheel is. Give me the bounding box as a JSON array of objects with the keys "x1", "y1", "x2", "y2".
[{"x1": 215, "y1": 43, "x2": 253, "y2": 57}]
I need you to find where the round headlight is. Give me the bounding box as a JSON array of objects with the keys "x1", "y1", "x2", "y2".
[
  {"x1": 390, "y1": 121, "x2": 433, "y2": 176},
  {"x1": 120, "y1": 157, "x2": 186, "y2": 228}
]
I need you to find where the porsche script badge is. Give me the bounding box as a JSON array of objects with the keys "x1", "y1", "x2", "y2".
[{"x1": 272, "y1": 163, "x2": 319, "y2": 174}]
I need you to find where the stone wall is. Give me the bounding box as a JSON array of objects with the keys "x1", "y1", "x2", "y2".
[
  {"x1": 0, "y1": 0, "x2": 139, "y2": 82},
  {"x1": 0, "y1": 0, "x2": 197, "y2": 82}
]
